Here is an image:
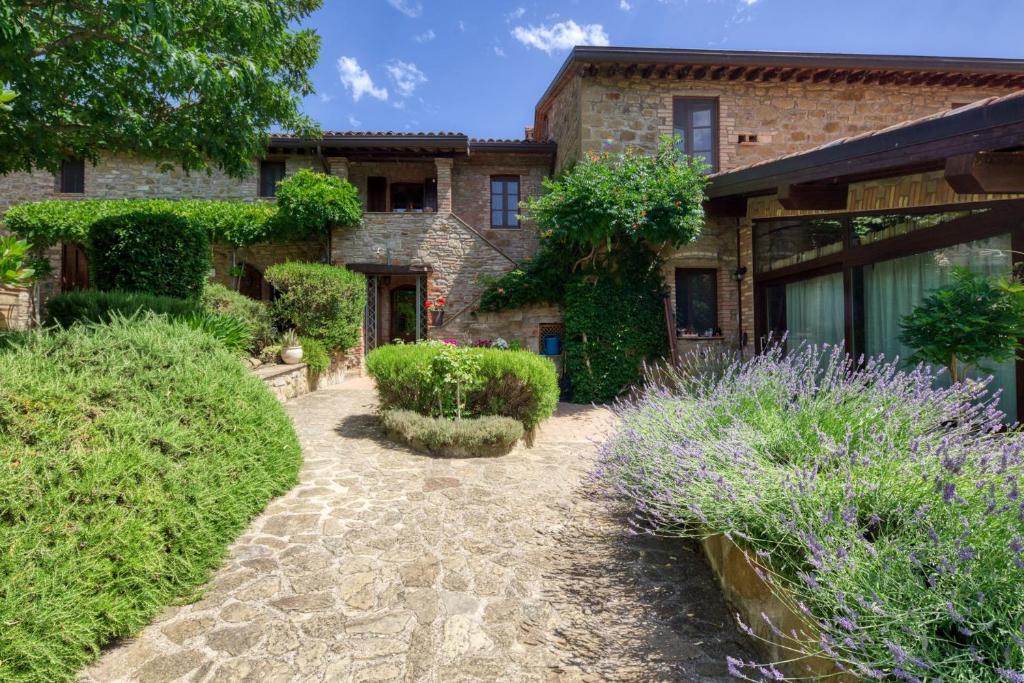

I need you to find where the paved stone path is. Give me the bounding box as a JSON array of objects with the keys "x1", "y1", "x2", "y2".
[{"x1": 81, "y1": 379, "x2": 753, "y2": 682}]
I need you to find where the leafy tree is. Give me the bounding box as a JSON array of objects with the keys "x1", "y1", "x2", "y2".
[
  {"x1": 900, "y1": 267, "x2": 1024, "y2": 382},
  {"x1": 0, "y1": 0, "x2": 321, "y2": 178},
  {"x1": 481, "y1": 137, "x2": 708, "y2": 401}
]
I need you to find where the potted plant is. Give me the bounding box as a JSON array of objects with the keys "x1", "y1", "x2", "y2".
[
  {"x1": 280, "y1": 329, "x2": 304, "y2": 365},
  {"x1": 426, "y1": 296, "x2": 446, "y2": 326}
]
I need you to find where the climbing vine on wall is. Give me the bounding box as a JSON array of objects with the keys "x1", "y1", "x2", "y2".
[{"x1": 480, "y1": 137, "x2": 708, "y2": 402}]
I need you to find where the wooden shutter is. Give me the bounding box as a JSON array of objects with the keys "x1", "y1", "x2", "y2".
[{"x1": 367, "y1": 176, "x2": 387, "y2": 212}]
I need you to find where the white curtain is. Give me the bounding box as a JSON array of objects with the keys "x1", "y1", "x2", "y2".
[
  {"x1": 786, "y1": 272, "x2": 845, "y2": 350},
  {"x1": 864, "y1": 233, "x2": 1016, "y2": 418}
]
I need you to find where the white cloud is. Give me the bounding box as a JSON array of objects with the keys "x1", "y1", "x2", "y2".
[
  {"x1": 319, "y1": 92, "x2": 333, "y2": 103},
  {"x1": 347, "y1": 113, "x2": 361, "y2": 128},
  {"x1": 385, "y1": 60, "x2": 427, "y2": 98},
  {"x1": 457, "y1": 19, "x2": 466, "y2": 31},
  {"x1": 494, "y1": 45, "x2": 506, "y2": 57},
  {"x1": 414, "y1": 28, "x2": 436, "y2": 42},
  {"x1": 512, "y1": 20, "x2": 610, "y2": 54},
  {"x1": 337, "y1": 56, "x2": 388, "y2": 101},
  {"x1": 741, "y1": 0, "x2": 759, "y2": 4},
  {"x1": 386, "y1": 0, "x2": 422, "y2": 18},
  {"x1": 505, "y1": 7, "x2": 526, "y2": 22},
  {"x1": 619, "y1": 0, "x2": 632, "y2": 9}
]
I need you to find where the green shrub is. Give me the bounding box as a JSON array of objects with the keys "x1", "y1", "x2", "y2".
[
  {"x1": 264, "y1": 262, "x2": 365, "y2": 352},
  {"x1": 0, "y1": 316, "x2": 301, "y2": 681},
  {"x1": 298, "y1": 336, "x2": 329, "y2": 375},
  {"x1": 183, "y1": 312, "x2": 252, "y2": 354},
  {"x1": 88, "y1": 210, "x2": 210, "y2": 298},
  {"x1": 274, "y1": 169, "x2": 362, "y2": 239},
  {"x1": 381, "y1": 409, "x2": 523, "y2": 456},
  {"x1": 46, "y1": 290, "x2": 201, "y2": 328},
  {"x1": 200, "y1": 282, "x2": 275, "y2": 352},
  {"x1": 366, "y1": 343, "x2": 558, "y2": 430},
  {"x1": 0, "y1": 329, "x2": 30, "y2": 352}
]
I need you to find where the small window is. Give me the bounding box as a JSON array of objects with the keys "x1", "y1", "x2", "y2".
[
  {"x1": 367, "y1": 176, "x2": 387, "y2": 212},
  {"x1": 675, "y1": 268, "x2": 718, "y2": 334},
  {"x1": 673, "y1": 98, "x2": 719, "y2": 173},
  {"x1": 259, "y1": 160, "x2": 286, "y2": 197},
  {"x1": 490, "y1": 175, "x2": 520, "y2": 228},
  {"x1": 59, "y1": 159, "x2": 85, "y2": 194}
]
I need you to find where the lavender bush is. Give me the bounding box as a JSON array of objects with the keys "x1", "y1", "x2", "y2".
[{"x1": 599, "y1": 343, "x2": 1024, "y2": 681}]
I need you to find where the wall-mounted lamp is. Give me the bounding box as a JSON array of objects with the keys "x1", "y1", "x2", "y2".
[{"x1": 733, "y1": 266, "x2": 748, "y2": 283}]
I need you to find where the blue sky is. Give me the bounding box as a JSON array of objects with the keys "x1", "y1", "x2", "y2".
[{"x1": 299, "y1": 0, "x2": 1023, "y2": 139}]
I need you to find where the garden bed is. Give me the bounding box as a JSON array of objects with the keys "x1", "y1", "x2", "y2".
[
  {"x1": 381, "y1": 409, "x2": 524, "y2": 458},
  {"x1": 599, "y1": 344, "x2": 1024, "y2": 680}
]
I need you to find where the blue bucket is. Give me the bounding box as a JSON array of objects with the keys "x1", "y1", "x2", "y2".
[{"x1": 542, "y1": 334, "x2": 561, "y2": 356}]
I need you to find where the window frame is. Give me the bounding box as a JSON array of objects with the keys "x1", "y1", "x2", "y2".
[
  {"x1": 490, "y1": 175, "x2": 521, "y2": 229},
  {"x1": 59, "y1": 158, "x2": 85, "y2": 194},
  {"x1": 672, "y1": 97, "x2": 720, "y2": 173},
  {"x1": 675, "y1": 267, "x2": 719, "y2": 334},
  {"x1": 258, "y1": 160, "x2": 287, "y2": 198}
]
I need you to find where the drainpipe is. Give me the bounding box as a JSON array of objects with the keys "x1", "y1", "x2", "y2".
[{"x1": 734, "y1": 219, "x2": 746, "y2": 352}]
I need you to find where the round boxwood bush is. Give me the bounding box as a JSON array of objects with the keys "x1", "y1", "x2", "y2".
[
  {"x1": 88, "y1": 210, "x2": 210, "y2": 298},
  {"x1": 264, "y1": 261, "x2": 366, "y2": 352},
  {"x1": 0, "y1": 317, "x2": 301, "y2": 681}
]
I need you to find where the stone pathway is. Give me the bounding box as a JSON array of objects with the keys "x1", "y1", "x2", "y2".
[{"x1": 81, "y1": 378, "x2": 753, "y2": 682}]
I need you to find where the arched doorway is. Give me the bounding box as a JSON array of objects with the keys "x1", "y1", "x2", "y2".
[{"x1": 390, "y1": 285, "x2": 418, "y2": 343}]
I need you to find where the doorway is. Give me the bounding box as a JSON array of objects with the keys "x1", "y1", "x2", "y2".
[{"x1": 390, "y1": 285, "x2": 418, "y2": 343}]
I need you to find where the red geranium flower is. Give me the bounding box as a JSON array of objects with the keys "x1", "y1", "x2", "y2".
[
  {"x1": 436, "y1": 297, "x2": 445, "y2": 306},
  {"x1": 423, "y1": 300, "x2": 433, "y2": 309}
]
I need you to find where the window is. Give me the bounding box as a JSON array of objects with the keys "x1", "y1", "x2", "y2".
[
  {"x1": 675, "y1": 268, "x2": 718, "y2": 335},
  {"x1": 59, "y1": 158, "x2": 85, "y2": 194},
  {"x1": 672, "y1": 98, "x2": 719, "y2": 173},
  {"x1": 390, "y1": 183, "x2": 425, "y2": 212},
  {"x1": 490, "y1": 175, "x2": 520, "y2": 228},
  {"x1": 258, "y1": 160, "x2": 286, "y2": 197},
  {"x1": 367, "y1": 176, "x2": 387, "y2": 212}
]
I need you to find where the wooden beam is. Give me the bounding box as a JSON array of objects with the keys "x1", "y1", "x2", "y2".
[
  {"x1": 703, "y1": 196, "x2": 748, "y2": 218},
  {"x1": 777, "y1": 183, "x2": 849, "y2": 210},
  {"x1": 945, "y1": 151, "x2": 1024, "y2": 194}
]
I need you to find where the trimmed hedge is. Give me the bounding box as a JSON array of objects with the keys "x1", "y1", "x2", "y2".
[
  {"x1": 0, "y1": 317, "x2": 301, "y2": 681},
  {"x1": 45, "y1": 290, "x2": 201, "y2": 328},
  {"x1": 366, "y1": 343, "x2": 559, "y2": 430},
  {"x1": 264, "y1": 262, "x2": 365, "y2": 353},
  {"x1": 3, "y1": 198, "x2": 280, "y2": 248},
  {"x1": 88, "y1": 210, "x2": 210, "y2": 298},
  {"x1": 381, "y1": 409, "x2": 524, "y2": 457}
]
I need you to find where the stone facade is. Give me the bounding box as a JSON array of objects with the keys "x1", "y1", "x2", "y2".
[{"x1": 536, "y1": 71, "x2": 1015, "y2": 354}]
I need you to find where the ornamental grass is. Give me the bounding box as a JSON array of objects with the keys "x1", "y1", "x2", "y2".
[{"x1": 599, "y1": 343, "x2": 1024, "y2": 681}]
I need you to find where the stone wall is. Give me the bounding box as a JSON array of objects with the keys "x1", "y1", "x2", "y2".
[
  {"x1": 575, "y1": 75, "x2": 1011, "y2": 169},
  {"x1": 444, "y1": 304, "x2": 563, "y2": 352},
  {"x1": 542, "y1": 74, "x2": 583, "y2": 172},
  {"x1": 210, "y1": 241, "x2": 323, "y2": 293}
]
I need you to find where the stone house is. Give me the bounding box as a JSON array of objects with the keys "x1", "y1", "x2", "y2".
[{"x1": 3, "y1": 46, "x2": 1024, "y2": 376}]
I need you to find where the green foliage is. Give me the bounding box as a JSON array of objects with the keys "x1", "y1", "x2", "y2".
[
  {"x1": 0, "y1": 88, "x2": 15, "y2": 112},
  {"x1": 0, "y1": 235, "x2": 36, "y2": 286},
  {"x1": 430, "y1": 345, "x2": 483, "y2": 419},
  {"x1": 366, "y1": 343, "x2": 558, "y2": 430},
  {"x1": 264, "y1": 262, "x2": 366, "y2": 352},
  {"x1": 4, "y1": 199, "x2": 282, "y2": 248},
  {"x1": 274, "y1": 169, "x2": 362, "y2": 238},
  {"x1": 200, "y1": 282, "x2": 275, "y2": 352},
  {"x1": 480, "y1": 138, "x2": 707, "y2": 401},
  {"x1": 380, "y1": 409, "x2": 524, "y2": 456},
  {"x1": 563, "y1": 246, "x2": 669, "y2": 403},
  {"x1": 0, "y1": 0, "x2": 321, "y2": 178},
  {"x1": 183, "y1": 312, "x2": 252, "y2": 355},
  {"x1": 0, "y1": 316, "x2": 301, "y2": 681},
  {"x1": 45, "y1": 290, "x2": 201, "y2": 328},
  {"x1": 88, "y1": 211, "x2": 210, "y2": 298},
  {"x1": 900, "y1": 267, "x2": 1024, "y2": 382},
  {"x1": 524, "y1": 136, "x2": 707, "y2": 254},
  {"x1": 298, "y1": 336, "x2": 329, "y2": 375}
]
